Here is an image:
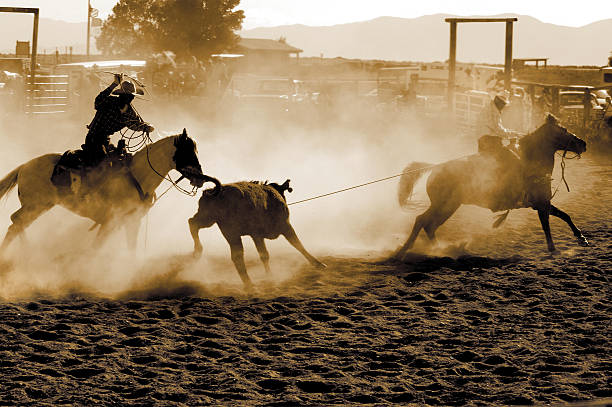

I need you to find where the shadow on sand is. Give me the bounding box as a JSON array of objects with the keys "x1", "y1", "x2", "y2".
[{"x1": 373, "y1": 252, "x2": 522, "y2": 281}]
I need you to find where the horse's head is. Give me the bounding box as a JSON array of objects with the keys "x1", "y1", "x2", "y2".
[
  {"x1": 173, "y1": 129, "x2": 221, "y2": 192},
  {"x1": 542, "y1": 114, "x2": 587, "y2": 155}
]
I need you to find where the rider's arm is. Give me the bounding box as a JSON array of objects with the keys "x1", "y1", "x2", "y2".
[
  {"x1": 123, "y1": 105, "x2": 153, "y2": 133},
  {"x1": 94, "y1": 76, "x2": 121, "y2": 110},
  {"x1": 496, "y1": 121, "x2": 522, "y2": 139},
  {"x1": 491, "y1": 109, "x2": 521, "y2": 139},
  {"x1": 94, "y1": 82, "x2": 118, "y2": 110}
]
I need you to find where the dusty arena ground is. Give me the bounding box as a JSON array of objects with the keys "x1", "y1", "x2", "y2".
[{"x1": 0, "y1": 113, "x2": 610, "y2": 406}]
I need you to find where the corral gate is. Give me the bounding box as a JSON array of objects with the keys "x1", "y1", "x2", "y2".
[
  {"x1": 454, "y1": 90, "x2": 489, "y2": 135},
  {"x1": 25, "y1": 74, "x2": 69, "y2": 115}
]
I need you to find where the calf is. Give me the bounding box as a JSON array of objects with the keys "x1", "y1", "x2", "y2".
[{"x1": 188, "y1": 179, "x2": 326, "y2": 287}]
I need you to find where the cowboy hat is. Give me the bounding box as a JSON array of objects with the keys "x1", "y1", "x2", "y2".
[{"x1": 112, "y1": 78, "x2": 145, "y2": 96}]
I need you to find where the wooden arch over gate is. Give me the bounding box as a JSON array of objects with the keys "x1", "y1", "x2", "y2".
[
  {"x1": 445, "y1": 17, "x2": 518, "y2": 112},
  {"x1": 0, "y1": 7, "x2": 39, "y2": 85}
]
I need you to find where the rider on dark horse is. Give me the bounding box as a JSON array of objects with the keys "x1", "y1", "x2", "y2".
[
  {"x1": 82, "y1": 73, "x2": 154, "y2": 167},
  {"x1": 475, "y1": 94, "x2": 524, "y2": 211}
]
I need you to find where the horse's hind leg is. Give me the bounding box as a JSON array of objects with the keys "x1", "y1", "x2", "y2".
[
  {"x1": 537, "y1": 205, "x2": 556, "y2": 252},
  {"x1": 282, "y1": 224, "x2": 326, "y2": 269},
  {"x1": 395, "y1": 200, "x2": 460, "y2": 258},
  {"x1": 549, "y1": 205, "x2": 588, "y2": 246},
  {"x1": 423, "y1": 201, "x2": 460, "y2": 243},
  {"x1": 1, "y1": 204, "x2": 52, "y2": 253},
  {"x1": 395, "y1": 206, "x2": 434, "y2": 258},
  {"x1": 252, "y1": 237, "x2": 271, "y2": 273}
]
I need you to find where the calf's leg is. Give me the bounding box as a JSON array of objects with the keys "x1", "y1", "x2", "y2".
[
  {"x1": 221, "y1": 230, "x2": 253, "y2": 288},
  {"x1": 282, "y1": 223, "x2": 326, "y2": 269},
  {"x1": 252, "y1": 237, "x2": 271, "y2": 273},
  {"x1": 188, "y1": 217, "x2": 203, "y2": 258}
]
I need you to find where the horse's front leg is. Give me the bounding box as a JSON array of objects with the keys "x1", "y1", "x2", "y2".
[
  {"x1": 124, "y1": 216, "x2": 142, "y2": 251},
  {"x1": 550, "y1": 205, "x2": 589, "y2": 246},
  {"x1": 536, "y1": 205, "x2": 556, "y2": 252},
  {"x1": 96, "y1": 222, "x2": 114, "y2": 248}
]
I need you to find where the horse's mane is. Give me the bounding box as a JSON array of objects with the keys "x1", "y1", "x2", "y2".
[
  {"x1": 131, "y1": 131, "x2": 193, "y2": 160},
  {"x1": 173, "y1": 132, "x2": 197, "y2": 152},
  {"x1": 518, "y1": 113, "x2": 558, "y2": 158}
]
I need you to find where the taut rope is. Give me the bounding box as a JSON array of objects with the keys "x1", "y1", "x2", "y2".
[{"x1": 287, "y1": 158, "x2": 470, "y2": 206}]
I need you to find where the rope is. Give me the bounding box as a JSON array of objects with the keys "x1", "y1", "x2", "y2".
[
  {"x1": 287, "y1": 161, "x2": 453, "y2": 206},
  {"x1": 288, "y1": 131, "x2": 579, "y2": 207}
]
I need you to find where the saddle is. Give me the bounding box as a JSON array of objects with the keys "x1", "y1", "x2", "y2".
[
  {"x1": 51, "y1": 146, "x2": 132, "y2": 194},
  {"x1": 50, "y1": 149, "x2": 87, "y2": 190}
]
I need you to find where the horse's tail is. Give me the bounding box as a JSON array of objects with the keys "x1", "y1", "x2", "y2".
[
  {"x1": 398, "y1": 162, "x2": 432, "y2": 209},
  {"x1": 0, "y1": 165, "x2": 21, "y2": 200}
]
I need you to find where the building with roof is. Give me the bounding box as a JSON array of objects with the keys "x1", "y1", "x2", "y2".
[{"x1": 233, "y1": 38, "x2": 302, "y2": 71}]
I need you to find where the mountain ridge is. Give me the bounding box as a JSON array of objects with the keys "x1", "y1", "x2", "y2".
[
  {"x1": 1, "y1": 13, "x2": 609, "y2": 66},
  {"x1": 240, "y1": 14, "x2": 612, "y2": 66}
]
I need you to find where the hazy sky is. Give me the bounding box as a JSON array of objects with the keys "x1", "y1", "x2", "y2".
[{"x1": 0, "y1": 0, "x2": 609, "y2": 28}]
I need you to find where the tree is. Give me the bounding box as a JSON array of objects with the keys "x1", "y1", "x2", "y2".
[{"x1": 97, "y1": 0, "x2": 244, "y2": 60}]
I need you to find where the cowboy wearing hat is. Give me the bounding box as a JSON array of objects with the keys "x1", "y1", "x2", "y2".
[
  {"x1": 475, "y1": 94, "x2": 524, "y2": 211},
  {"x1": 82, "y1": 73, "x2": 154, "y2": 167},
  {"x1": 475, "y1": 94, "x2": 521, "y2": 144}
]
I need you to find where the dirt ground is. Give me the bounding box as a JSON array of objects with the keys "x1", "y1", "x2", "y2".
[{"x1": 0, "y1": 113, "x2": 610, "y2": 406}]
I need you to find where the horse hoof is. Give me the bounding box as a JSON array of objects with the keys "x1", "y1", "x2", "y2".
[
  {"x1": 577, "y1": 236, "x2": 589, "y2": 246},
  {"x1": 192, "y1": 249, "x2": 203, "y2": 259},
  {"x1": 314, "y1": 261, "x2": 327, "y2": 269},
  {"x1": 392, "y1": 250, "x2": 406, "y2": 261}
]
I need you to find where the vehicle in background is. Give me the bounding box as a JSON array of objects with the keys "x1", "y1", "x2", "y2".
[
  {"x1": 559, "y1": 90, "x2": 606, "y2": 130},
  {"x1": 231, "y1": 77, "x2": 316, "y2": 119},
  {"x1": 602, "y1": 56, "x2": 612, "y2": 83},
  {"x1": 593, "y1": 89, "x2": 611, "y2": 108}
]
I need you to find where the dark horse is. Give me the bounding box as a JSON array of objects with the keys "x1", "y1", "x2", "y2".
[{"x1": 396, "y1": 114, "x2": 588, "y2": 255}]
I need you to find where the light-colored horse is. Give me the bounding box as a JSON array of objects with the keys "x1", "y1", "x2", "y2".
[
  {"x1": 0, "y1": 129, "x2": 220, "y2": 254},
  {"x1": 396, "y1": 114, "x2": 588, "y2": 254}
]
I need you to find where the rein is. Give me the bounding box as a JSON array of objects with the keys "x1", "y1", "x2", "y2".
[
  {"x1": 553, "y1": 137, "x2": 582, "y2": 197},
  {"x1": 122, "y1": 105, "x2": 197, "y2": 198},
  {"x1": 143, "y1": 132, "x2": 199, "y2": 198},
  {"x1": 120, "y1": 129, "x2": 198, "y2": 202}
]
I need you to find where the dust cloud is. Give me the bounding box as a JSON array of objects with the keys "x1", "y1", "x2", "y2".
[{"x1": 0, "y1": 90, "x2": 494, "y2": 301}]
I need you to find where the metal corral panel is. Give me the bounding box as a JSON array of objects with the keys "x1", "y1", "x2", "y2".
[{"x1": 25, "y1": 74, "x2": 69, "y2": 115}]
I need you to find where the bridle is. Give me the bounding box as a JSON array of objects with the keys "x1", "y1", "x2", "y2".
[
  {"x1": 120, "y1": 128, "x2": 199, "y2": 198},
  {"x1": 145, "y1": 132, "x2": 200, "y2": 197},
  {"x1": 115, "y1": 92, "x2": 202, "y2": 200}
]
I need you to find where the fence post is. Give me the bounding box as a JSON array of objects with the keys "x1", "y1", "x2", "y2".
[
  {"x1": 504, "y1": 21, "x2": 513, "y2": 92},
  {"x1": 448, "y1": 21, "x2": 457, "y2": 113},
  {"x1": 551, "y1": 87, "x2": 560, "y2": 116},
  {"x1": 583, "y1": 88, "x2": 591, "y2": 135}
]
